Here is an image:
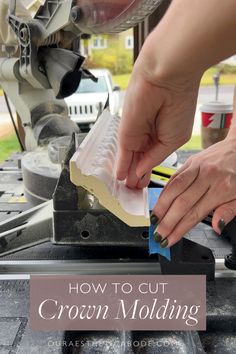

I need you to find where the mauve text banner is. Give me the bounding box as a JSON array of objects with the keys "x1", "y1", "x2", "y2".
[{"x1": 30, "y1": 275, "x2": 206, "y2": 331}]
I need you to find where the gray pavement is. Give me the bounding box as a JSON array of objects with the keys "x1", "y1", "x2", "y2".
[{"x1": 197, "y1": 84, "x2": 234, "y2": 104}]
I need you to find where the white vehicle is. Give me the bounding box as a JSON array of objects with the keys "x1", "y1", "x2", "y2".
[{"x1": 65, "y1": 69, "x2": 120, "y2": 130}]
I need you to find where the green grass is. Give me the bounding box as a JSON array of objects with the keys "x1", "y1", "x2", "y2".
[
  {"x1": 179, "y1": 135, "x2": 201, "y2": 150},
  {"x1": 0, "y1": 134, "x2": 20, "y2": 163},
  {"x1": 201, "y1": 67, "x2": 236, "y2": 85},
  {"x1": 113, "y1": 68, "x2": 236, "y2": 90},
  {"x1": 113, "y1": 74, "x2": 131, "y2": 90}
]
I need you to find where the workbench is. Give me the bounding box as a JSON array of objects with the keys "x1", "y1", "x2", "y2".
[{"x1": 0, "y1": 151, "x2": 235, "y2": 354}]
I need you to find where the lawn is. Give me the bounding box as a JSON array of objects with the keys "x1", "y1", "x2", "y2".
[
  {"x1": 113, "y1": 74, "x2": 131, "y2": 90},
  {"x1": 113, "y1": 68, "x2": 236, "y2": 91},
  {"x1": 0, "y1": 134, "x2": 20, "y2": 163}
]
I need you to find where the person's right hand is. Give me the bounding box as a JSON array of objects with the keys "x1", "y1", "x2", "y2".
[{"x1": 116, "y1": 60, "x2": 201, "y2": 189}]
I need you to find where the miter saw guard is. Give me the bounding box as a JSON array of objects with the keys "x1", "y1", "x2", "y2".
[{"x1": 71, "y1": 0, "x2": 164, "y2": 34}]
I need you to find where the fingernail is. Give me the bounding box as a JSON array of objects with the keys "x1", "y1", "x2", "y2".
[
  {"x1": 218, "y1": 218, "x2": 226, "y2": 234},
  {"x1": 141, "y1": 173, "x2": 146, "y2": 180},
  {"x1": 153, "y1": 232, "x2": 162, "y2": 243},
  {"x1": 160, "y1": 238, "x2": 168, "y2": 248},
  {"x1": 150, "y1": 214, "x2": 159, "y2": 225}
]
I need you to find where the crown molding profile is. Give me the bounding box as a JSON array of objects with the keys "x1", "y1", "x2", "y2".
[{"x1": 70, "y1": 110, "x2": 150, "y2": 227}]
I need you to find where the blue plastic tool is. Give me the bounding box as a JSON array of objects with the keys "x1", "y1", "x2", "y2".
[{"x1": 148, "y1": 188, "x2": 171, "y2": 261}]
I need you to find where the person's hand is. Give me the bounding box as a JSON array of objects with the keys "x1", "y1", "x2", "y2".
[
  {"x1": 116, "y1": 58, "x2": 201, "y2": 189},
  {"x1": 151, "y1": 129, "x2": 236, "y2": 248}
]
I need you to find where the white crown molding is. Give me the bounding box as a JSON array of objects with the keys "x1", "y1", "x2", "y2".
[{"x1": 70, "y1": 110, "x2": 150, "y2": 227}]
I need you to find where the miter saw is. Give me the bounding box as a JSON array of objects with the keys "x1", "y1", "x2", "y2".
[
  {"x1": 1, "y1": 0, "x2": 234, "y2": 280},
  {"x1": 0, "y1": 0, "x2": 169, "y2": 201}
]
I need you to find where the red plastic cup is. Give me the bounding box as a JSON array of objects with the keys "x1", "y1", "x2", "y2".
[{"x1": 200, "y1": 102, "x2": 233, "y2": 149}]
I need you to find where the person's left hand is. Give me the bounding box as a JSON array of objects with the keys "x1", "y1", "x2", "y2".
[{"x1": 151, "y1": 128, "x2": 236, "y2": 248}]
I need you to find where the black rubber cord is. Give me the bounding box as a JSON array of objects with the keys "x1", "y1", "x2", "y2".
[{"x1": 3, "y1": 91, "x2": 24, "y2": 151}]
